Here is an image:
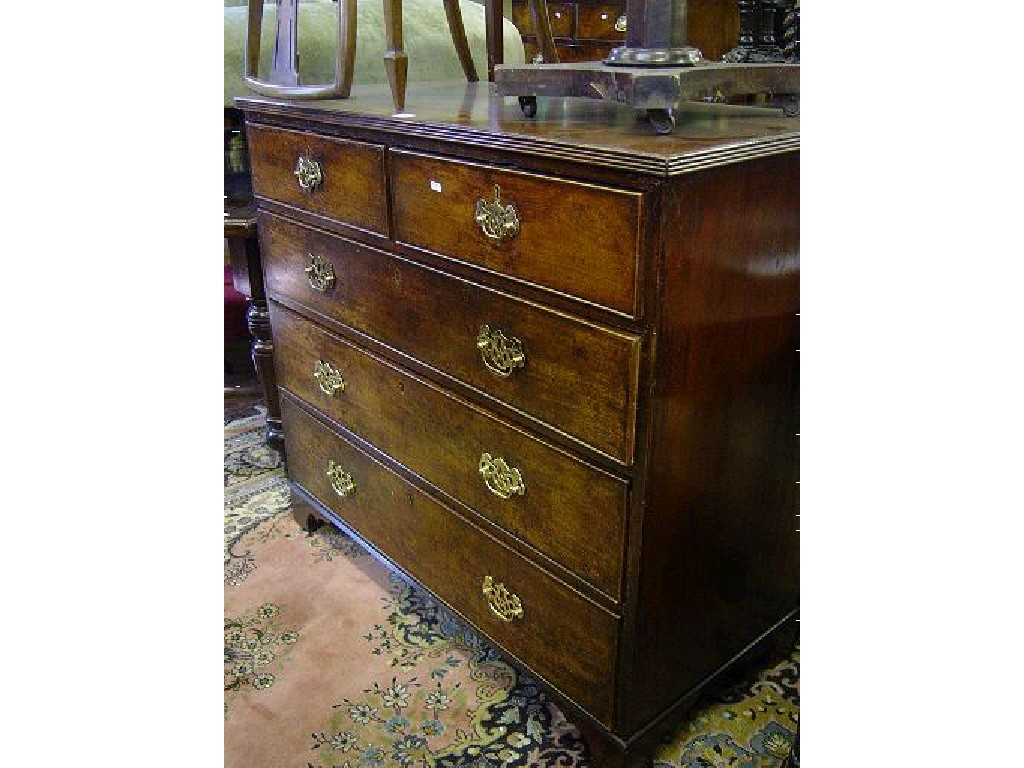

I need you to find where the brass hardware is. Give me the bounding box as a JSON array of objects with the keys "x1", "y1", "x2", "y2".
[
  {"x1": 327, "y1": 460, "x2": 355, "y2": 498},
  {"x1": 294, "y1": 154, "x2": 323, "y2": 192},
  {"x1": 614, "y1": 15, "x2": 627, "y2": 32},
  {"x1": 305, "y1": 253, "x2": 335, "y2": 292},
  {"x1": 481, "y1": 575, "x2": 524, "y2": 622},
  {"x1": 479, "y1": 453, "x2": 525, "y2": 499},
  {"x1": 313, "y1": 360, "x2": 345, "y2": 396},
  {"x1": 474, "y1": 185, "x2": 520, "y2": 243},
  {"x1": 476, "y1": 325, "x2": 526, "y2": 378}
]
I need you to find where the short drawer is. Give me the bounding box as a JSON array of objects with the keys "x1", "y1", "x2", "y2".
[
  {"x1": 389, "y1": 149, "x2": 644, "y2": 317},
  {"x1": 281, "y1": 394, "x2": 618, "y2": 727},
  {"x1": 261, "y1": 212, "x2": 640, "y2": 464},
  {"x1": 247, "y1": 124, "x2": 387, "y2": 235},
  {"x1": 272, "y1": 303, "x2": 628, "y2": 600}
]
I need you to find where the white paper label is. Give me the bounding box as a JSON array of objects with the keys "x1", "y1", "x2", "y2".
[{"x1": 430, "y1": 180, "x2": 442, "y2": 192}]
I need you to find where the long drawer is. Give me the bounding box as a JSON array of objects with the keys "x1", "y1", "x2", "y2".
[
  {"x1": 261, "y1": 212, "x2": 640, "y2": 464},
  {"x1": 281, "y1": 394, "x2": 619, "y2": 727},
  {"x1": 389, "y1": 149, "x2": 644, "y2": 317},
  {"x1": 272, "y1": 303, "x2": 627, "y2": 600},
  {"x1": 247, "y1": 124, "x2": 388, "y2": 235}
]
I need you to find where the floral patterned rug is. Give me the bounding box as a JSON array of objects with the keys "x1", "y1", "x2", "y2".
[{"x1": 224, "y1": 397, "x2": 799, "y2": 767}]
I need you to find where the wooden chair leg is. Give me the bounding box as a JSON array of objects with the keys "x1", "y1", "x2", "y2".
[
  {"x1": 483, "y1": 0, "x2": 504, "y2": 81},
  {"x1": 528, "y1": 0, "x2": 560, "y2": 63},
  {"x1": 442, "y1": 0, "x2": 479, "y2": 82},
  {"x1": 383, "y1": 0, "x2": 408, "y2": 111},
  {"x1": 336, "y1": 0, "x2": 358, "y2": 97}
]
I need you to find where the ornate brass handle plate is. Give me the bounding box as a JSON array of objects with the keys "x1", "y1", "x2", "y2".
[
  {"x1": 305, "y1": 253, "x2": 335, "y2": 292},
  {"x1": 479, "y1": 453, "x2": 525, "y2": 499},
  {"x1": 482, "y1": 575, "x2": 524, "y2": 622},
  {"x1": 313, "y1": 360, "x2": 345, "y2": 396},
  {"x1": 615, "y1": 14, "x2": 627, "y2": 32},
  {"x1": 476, "y1": 325, "x2": 526, "y2": 377},
  {"x1": 294, "y1": 154, "x2": 323, "y2": 192},
  {"x1": 327, "y1": 460, "x2": 355, "y2": 498},
  {"x1": 474, "y1": 185, "x2": 520, "y2": 243}
]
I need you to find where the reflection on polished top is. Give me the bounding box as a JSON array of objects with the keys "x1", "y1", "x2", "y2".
[{"x1": 235, "y1": 81, "x2": 799, "y2": 175}]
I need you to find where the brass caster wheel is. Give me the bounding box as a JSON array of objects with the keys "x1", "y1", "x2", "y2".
[
  {"x1": 518, "y1": 95, "x2": 537, "y2": 118},
  {"x1": 647, "y1": 108, "x2": 676, "y2": 135}
]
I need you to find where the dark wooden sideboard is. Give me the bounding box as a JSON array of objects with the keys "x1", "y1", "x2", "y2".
[
  {"x1": 238, "y1": 83, "x2": 798, "y2": 766},
  {"x1": 511, "y1": 0, "x2": 739, "y2": 62}
]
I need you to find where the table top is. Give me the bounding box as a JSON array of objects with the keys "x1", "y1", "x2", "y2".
[{"x1": 236, "y1": 81, "x2": 799, "y2": 177}]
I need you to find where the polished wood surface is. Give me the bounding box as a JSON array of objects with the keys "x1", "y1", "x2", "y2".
[
  {"x1": 246, "y1": 124, "x2": 387, "y2": 234},
  {"x1": 619, "y1": 152, "x2": 799, "y2": 733},
  {"x1": 238, "y1": 82, "x2": 799, "y2": 174},
  {"x1": 259, "y1": 212, "x2": 641, "y2": 464},
  {"x1": 272, "y1": 303, "x2": 628, "y2": 599},
  {"x1": 241, "y1": 81, "x2": 798, "y2": 764},
  {"x1": 281, "y1": 393, "x2": 619, "y2": 725},
  {"x1": 390, "y1": 149, "x2": 643, "y2": 316}
]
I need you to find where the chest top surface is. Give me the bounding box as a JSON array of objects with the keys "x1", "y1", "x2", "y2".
[{"x1": 236, "y1": 81, "x2": 799, "y2": 176}]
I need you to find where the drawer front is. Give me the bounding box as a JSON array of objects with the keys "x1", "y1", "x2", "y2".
[
  {"x1": 273, "y1": 304, "x2": 627, "y2": 599},
  {"x1": 261, "y1": 212, "x2": 640, "y2": 464},
  {"x1": 389, "y1": 149, "x2": 643, "y2": 317},
  {"x1": 247, "y1": 124, "x2": 387, "y2": 234},
  {"x1": 282, "y1": 395, "x2": 618, "y2": 726}
]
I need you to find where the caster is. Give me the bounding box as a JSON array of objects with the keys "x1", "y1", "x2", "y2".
[
  {"x1": 518, "y1": 95, "x2": 537, "y2": 118},
  {"x1": 647, "y1": 108, "x2": 675, "y2": 135}
]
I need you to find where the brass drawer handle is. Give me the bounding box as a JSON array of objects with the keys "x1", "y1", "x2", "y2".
[
  {"x1": 305, "y1": 253, "x2": 335, "y2": 292},
  {"x1": 313, "y1": 360, "x2": 345, "y2": 396},
  {"x1": 482, "y1": 575, "x2": 524, "y2": 622},
  {"x1": 474, "y1": 185, "x2": 520, "y2": 243},
  {"x1": 476, "y1": 325, "x2": 525, "y2": 377},
  {"x1": 615, "y1": 14, "x2": 627, "y2": 32},
  {"x1": 294, "y1": 154, "x2": 323, "y2": 192},
  {"x1": 327, "y1": 460, "x2": 356, "y2": 498},
  {"x1": 479, "y1": 453, "x2": 525, "y2": 499}
]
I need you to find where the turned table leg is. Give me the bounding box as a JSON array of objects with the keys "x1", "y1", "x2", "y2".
[
  {"x1": 442, "y1": 0, "x2": 479, "y2": 82},
  {"x1": 247, "y1": 300, "x2": 283, "y2": 448},
  {"x1": 383, "y1": 0, "x2": 408, "y2": 112}
]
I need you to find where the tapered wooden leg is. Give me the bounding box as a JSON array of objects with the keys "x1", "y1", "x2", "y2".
[
  {"x1": 528, "y1": 0, "x2": 560, "y2": 63},
  {"x1": 383, "y1": 0, "x2": 408, "y2": 112},
  {"x1": 442, "y1": 0, "x2": 479, "y2": 82},
  {"x1": 336, "y1": 0, "x2": 358, "y2": 97},
  {"x1": 483, "y1": 0, "x2": 504, "y2": 81}
]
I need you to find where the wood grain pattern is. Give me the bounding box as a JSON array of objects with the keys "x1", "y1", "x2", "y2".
[
  {"x1": 247, "y1": 124, "x2": 387, "y2": 234},
  {"x1": 281, "y1": 393, "x2": 619, "y2": 726},
  {"x1": 390, "y1": 149, "x2": 644, "y2": 316},
  {"x1": 618, "y1": 152, "x2": 799, "y2": 733},
  {"x1": 272, "y1": 302, "x2": 628, "y2": 600},
  {"x1": 259, "y1": 212, "x2": 641, "y2": 464}
]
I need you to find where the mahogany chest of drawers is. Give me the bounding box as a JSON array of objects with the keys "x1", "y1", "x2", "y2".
[{"x1": 239, "y1": 83, "x2": 799, "y2": 766}]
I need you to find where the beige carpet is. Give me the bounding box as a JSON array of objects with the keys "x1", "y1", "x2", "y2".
[{"x1": 224, "y1": 397, "x2": 799, "y2": 767}]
